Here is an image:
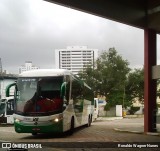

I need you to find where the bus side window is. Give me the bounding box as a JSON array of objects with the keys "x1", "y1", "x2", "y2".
[
  {"x1": 6, "y1": 99, "x2": 14, "y2": 115},
  {"x1": 64, "y1": 75, "x2": 70, "y2": 104},
  {"x1": 66, "y1": 83, "x2": 70, "y2": 103},
  {"x1": 72, "y1": 79, "x2": 84, "y2": 113}
]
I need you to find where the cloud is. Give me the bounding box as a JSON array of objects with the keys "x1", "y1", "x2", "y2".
[{"x1": 0, "y1": 0, "x2": 147, "y2": 74}]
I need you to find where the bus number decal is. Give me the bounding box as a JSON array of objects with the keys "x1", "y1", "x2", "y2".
[{"x1": 33, "y1": 118, "x2": 39, "y2": 122}]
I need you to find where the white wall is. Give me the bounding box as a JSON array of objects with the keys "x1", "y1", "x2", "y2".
[{"x1": 116, "y1": 105, "x2": 122, "y2": 117}]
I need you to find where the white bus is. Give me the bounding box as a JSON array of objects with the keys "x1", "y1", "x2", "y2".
[
  {"x1": 0, "y1": 96, "x2": 14, "y2": 124},
  {"x1": 6, "y1": 69, "x2": 94, "y2": 135},
  {"x1": 93, "y1": 98, "x2": 99, "y2": 120}
]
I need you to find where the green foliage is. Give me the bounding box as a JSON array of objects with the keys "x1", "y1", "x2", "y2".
[
  {"x1": 79, "y1": 48, "x2": 130, "y2": 109},
  {"x1": 157, "y1": 79, "x2": 160, "y2": 97},
  {"x1": 78, "y1": 48, "x2": 146, "y2": 111},
  {"x1": 104, "y1": 103, "x2": 111, "y2": 111},
  {"x1": 125, "y1": 68, "x2": 144, "y2": 104},
  {"x1": 157, "y1": 104, "x2": 160, "y2": 108},
  {"x1": 128, "y1": 106, "x2": 140, "y2": 115}
]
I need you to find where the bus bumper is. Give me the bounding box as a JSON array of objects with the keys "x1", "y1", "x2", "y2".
[{"x1": 14, "y1": 121, "x2": 63, "y2": 133}]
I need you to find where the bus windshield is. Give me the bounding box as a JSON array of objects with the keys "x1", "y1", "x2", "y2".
[{"x1": 15, "y1": 77, "x2": 63, "y2": 115}]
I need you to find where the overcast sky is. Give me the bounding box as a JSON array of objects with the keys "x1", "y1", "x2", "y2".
[{"x1": 0, "y1": 0, "x2": 160, "y2": 74}]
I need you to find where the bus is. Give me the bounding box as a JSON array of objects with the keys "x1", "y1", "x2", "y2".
[
  {"x1": 0, "y1": 96, "x2": 14, "y2": 124},
  {"x1": 93, "y1": 98, "x2": 99, "y2": 121},
  {"x1": 6, "y1": 69, "x2": 94, "y2": 135}
]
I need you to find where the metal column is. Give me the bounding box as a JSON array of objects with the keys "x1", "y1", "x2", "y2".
[{"x1": 144, "y1": 29, "x2": 157, "y2": 132}]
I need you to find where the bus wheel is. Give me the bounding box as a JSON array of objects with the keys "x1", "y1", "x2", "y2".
[
  {"x1": 32, "y1": 132, "x2": 37, "y2": 136},
  {"x1": 90, "y1": 115, "x2": 92, "y2": 126},
  {"x1": 69, "y1": 117, "x2": 74, "y2": 135},
  {"x1": 86, "y1": 115, "x2": 91, "y2": 127}
]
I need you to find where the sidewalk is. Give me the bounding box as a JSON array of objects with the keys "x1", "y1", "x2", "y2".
[
  {"x1": 97, "y1": 116, "x2": 123, "y2": 121},
  {"x1": 97, "y1": 116, "x2": 160, "y2": 136},
  {"x1": 114, "y1": 125, "x2": 160, "y2": 136}
]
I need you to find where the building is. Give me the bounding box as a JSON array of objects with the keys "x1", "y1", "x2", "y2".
[
  {"x1": 19, "y1": 61, "x2": 39, "y2": 74},
  {"x1": 55, "y1": 46, "x2": 98, "y2": 74}
]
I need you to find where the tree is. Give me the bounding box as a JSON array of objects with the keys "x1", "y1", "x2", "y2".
[
  {"x1": 125, "y1": 68, "x2": 144, "y2": 106},
  {"x1": 78, "y1": 48, "x2": 131, "y2": 109}
]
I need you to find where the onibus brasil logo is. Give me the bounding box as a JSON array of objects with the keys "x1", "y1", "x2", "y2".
[{"x1": 2, "y1": 142, "x2": 42, "y2": 149}]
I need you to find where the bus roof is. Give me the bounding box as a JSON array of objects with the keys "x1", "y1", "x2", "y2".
[
  {"x1": 19, "y1": 69, "x2": 92, "y2": 90},
  {"x1": 19, "y1": 69, "x2": 72, "y2": 77}
]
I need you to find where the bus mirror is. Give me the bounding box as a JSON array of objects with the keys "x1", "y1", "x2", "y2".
[
  {"x1": 60, "y1": 82, "x2": 66, "y2": 98},
  {"x1": 6, "y1": 83, "x2": 16, "y2": 97},
  {"x1": 63, "y1": 103, "x2": 67, "y2": 110}
]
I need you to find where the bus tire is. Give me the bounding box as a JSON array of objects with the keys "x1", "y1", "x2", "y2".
[
  {"x1": 69, "y1": 117, "x2": 74, "y2": 135},
  {"x1": 32, "y1": 132, "x2": 37, "y2": 136},
  {"x1": 90, "y1": 115, "x2": 92, "y2": 125},
  {"x1": 86, "y1": 115, "x2": 91, "y2": 127}
]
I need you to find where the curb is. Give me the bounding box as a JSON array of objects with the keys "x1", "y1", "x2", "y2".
[
  {"x1": 97, "y1": 117, "x2": 123, "y2": 121},
  {"x1": 124, "y1": 115, "x2": 144, "y2": 118},
  {"x1": 146, "y1": 132, "x2": 160, "y2": 136},
  {"x1": 114, "y1": 128, "x2": 160, "y2": 136},
  {"x1": 114, "y1": 128, "x2": 143, "y2": 134}
]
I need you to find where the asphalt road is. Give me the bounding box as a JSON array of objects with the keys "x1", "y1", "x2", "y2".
[{"x1": 0, "y1": 117, "x2": 160, "y2": 151}]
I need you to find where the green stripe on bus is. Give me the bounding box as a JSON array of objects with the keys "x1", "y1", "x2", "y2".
[{"x1": 14, "y1": 121, "x2": 63, "y2": 133}]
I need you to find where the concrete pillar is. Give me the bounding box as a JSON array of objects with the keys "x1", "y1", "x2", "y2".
[{"x1": 144, "y1": 29, "x2": 157, "y2": 132}]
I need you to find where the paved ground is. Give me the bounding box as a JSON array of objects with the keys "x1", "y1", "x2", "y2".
[{"x1": 0, "y1": 117, "x2": 160, "y2": 151}]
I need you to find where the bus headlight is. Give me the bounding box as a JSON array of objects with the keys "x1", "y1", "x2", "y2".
[
  {"x1": 54, "y1": 118, "x2": 59, "y2": 122},
  {"x1": 15, "y1": 118, "x2": 21, "y2": 123},
  {"x1": 52, "y1": 115, "x2": 63, "y2": 123}
]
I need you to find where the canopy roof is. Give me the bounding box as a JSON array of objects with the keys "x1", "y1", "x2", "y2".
[{"x1": 45, "y1": 0, "x2": 160, "y2": 34}]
